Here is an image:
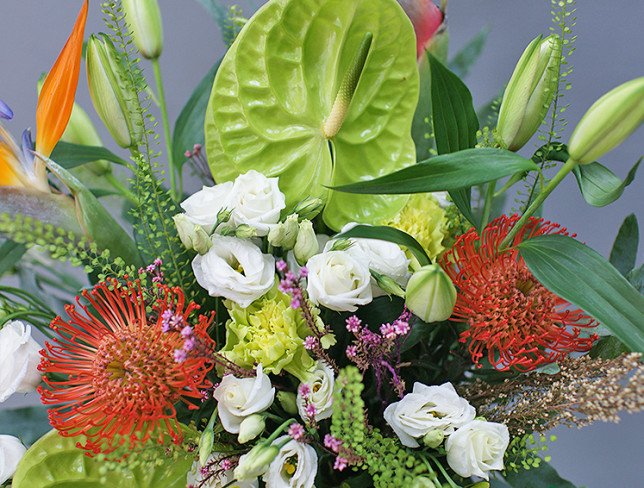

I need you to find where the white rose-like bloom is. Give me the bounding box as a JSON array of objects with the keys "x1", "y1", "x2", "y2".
[
  {"x1": 0, "y1": 321, "x2": 42, "y2": 403},
  {"x1": 445, "y1": 420, "x2": 509, "y2": 480},
  {"x1": 214, "y1": 364, "x2": 275, "y2": 434},
  {"x1": 230, "y1": 170, "x2": 286, "y2": 236},
  {"x1": 193, "y1": 235, "x2": 275, "y2": 308},
  {"x1": 0, "y1": 435, "x2": 27, "y2": 484},
  {"x1": 306, "y1": 251, "x2": 372, "y2": 312},
  {"x1": 187, "y1": 454, "x2": 258, "y2": 488},
  {"x1": 263, "y1": 436, "x2": 317, "y2": 488},
  {"x1": 296, "y1": 361, "x2": 335, "y2": 422},
  {"x1": 181, "y1": 181, "x2": 234, "y2": 230},
  {"x1": 384, "y1": 382, "x2": 476, "y2": 448}
]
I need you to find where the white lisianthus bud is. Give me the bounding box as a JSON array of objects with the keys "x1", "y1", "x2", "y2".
[
  {"x1": 235, "y1": 442, "x2": 280, "y2": 481},
  {"x1": 263, "y1": 436, "x2": 318, "y2": 488},
  {"x1": 238, "y1": 414, "x2": 266, "y2": 444},
  {"x1": 293, "y1": 220, "x2": 319, "y2": 266},
  {"x1": 0, "y1": 435, "x2": 27, "y2": 484},
  {"x1": 0, "y1": 321, "x2": 42, "y2": 403},
  {"x1": 296, "y1": 361, "x2": 335, "y2": 422},
  {"x1": 268, "y1": 214, "x2": 299, "y2": 249},
  {"x1": 422, "y1": 429, "x2": 445, "y2": 449},
  {"x1": 445, "y1": 420, "x2": 509, "y2": 480},
  {"x1": 229, "y1": 171, "x2": 286, "y2": 236},
  {"x1": 213, "y1": 364, "x2": 275, "y2": 434},
  {"x1": 497, "y1": 35, "x2": 561, "y2": 151},
  {"x1": 405, "y1": 264, "x2": 456, "y2": 323},
  {"x1": 384, "y1": 382, "x2": 476, "y2": 448},
  {"x1": 188, "y1": 453, "x2": 259, "y2": 488},
  {"x1": 568, "y1": 77, "x2": 644, "y2": 164},
  {"x1": 173, "y1": 214, "x2": 212, "y2": 254},
  {"x1": 122, "y1": 0, "x2": 164, "y2": 60},
  {"x1": 306, "y1": 251, "x2": 372, "y2": 312}
]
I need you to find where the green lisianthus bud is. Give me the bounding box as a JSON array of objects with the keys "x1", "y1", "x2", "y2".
[
  {"x1": 277, "y1": 391, "x2": 298, "y2": 415},
  {"x1": 86, "y1": 34, "x2": 144, "y2": 148},
  {"x1": 422, "y1": 429, "x2": 445, "y2": 449},
  {"x1": 405, "y1": 264, "x2": 456, "y2": 323},
  {"x1": 198, "y1": 428, "x2": 214, "y2": 467},
  {"x1": 122, "y1": 0, "x2": 164, "y2": 60},
  {"x1": 173, "y1": 214, "x2": 212, "y2": 254},
  {"x1": 294, "y1": 197, "x2": 324, "y2": 221},
  {"x1": 235, "y1": 224, "x2": 258, "y2": 239},
  {"x1": 238, "y1": 414, "x2": 266, "y2": 444},
  {"x1": 568, "y1": 77, "x2": 644, "y2": 164},
  {"x1": 268, "y1": 214, "x2": 299, "y2": 249},
  {"x1": 497, "y1": 34, "x2": 561, "y2": 151},
  {"x1": 234, "y1": 442, "x2": 280, "y2": 480},
  {"x1": 371, "y1": 269, "x2": 406, "y2": 298},
  {"x1": 293, "y1": 220, "x2": 319, "y2": 265}
]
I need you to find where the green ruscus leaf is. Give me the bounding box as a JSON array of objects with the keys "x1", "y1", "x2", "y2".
[
  {"x1": 50, "y1": 141, "x2": 128, "y2": 168},
  {"x1": 573, "y1": 158, "x2": 640, "y2": 207},
  {"x1": 518, "y1": 234, "x2": 644, "y2": 353},
  {"x1": 609, "y1": 213, "x2": 639, "y2": 276}
]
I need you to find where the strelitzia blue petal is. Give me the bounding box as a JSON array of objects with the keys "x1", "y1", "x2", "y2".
[
  {"x1": 0, "y1": 99, "x2": 13, "y2": 120},
  {"x1": 21, "y1": 128, "x2": 36, "y2": 166}
]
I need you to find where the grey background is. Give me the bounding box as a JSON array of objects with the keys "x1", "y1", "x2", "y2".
[{"x1": 1, "y1": 1, "x2": 642, "y2": 486}]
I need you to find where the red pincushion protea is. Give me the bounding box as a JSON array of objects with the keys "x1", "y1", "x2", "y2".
[
  {"x1": 38, "y1": 278, "x2": 215, "y2": 455},
  {"x1": 440, "y1": 215, "x2": 598, "y2": 371}
]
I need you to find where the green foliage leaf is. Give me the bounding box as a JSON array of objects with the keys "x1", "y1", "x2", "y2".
[
  {"x1": 172, "y1": 60, "x2": 221, "y2": 170},
  {"x1": 590, "y1": 335, "x2": 631, "y2": 359},
  {"x1": 411, "y1": 55, "x2": 435, "y2": 161},
  {"x1": 627, "y1": 264, "x2": 643, "y2": 293},
  {"x1": 205, "y1": 0, "x2": 419, "y2": 230},
  {"x1": 518, "y1": 234, "x2": 644, "y2": 353},
  {"x1": 573, "y1": 158, "x2": 640, "y2": 207},
  {"x1": 332, "y1": 148, "x2": 538, "y2": 194},
  {"x1": 12, "y1": 429, "x2": 193, "y2": 488},
  {"x1": 337, "y1": 224, "x2": 430, "y2": 266},
  {"x1": 609, "y1": 214, "x2": 639, "y2": 276},
  {"x1": 0, "y1": 239, "x2": 27, "y2": 276},
  {"x1": 448, "y1": 27, "x2": 490, "y2": 79},
  {"x1": 493, "y1": 462, "x2": 578, "y2": 488},
  {"x1": 50, "y1": 141, "x2": 128, "y2": 168},
  {"x1": 0, "y1": 407, "x2": 51, "y2": 447}
]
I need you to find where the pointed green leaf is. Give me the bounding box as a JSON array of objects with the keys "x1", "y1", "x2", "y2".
[
  {"x1": 590, "y1": 335, "x2": 631, "y2": 359},
  {"x1": 518, "y1": 234, "x2": 644, "y2": 353},
  {"x1": 495, "y1": 462, "x2": 578, "y2": 488},
  {"x1": 51, "y1": 141, "x2": 128, "y2": 168},
  {"x1": 0, "y1": 239, "x2": 27, "y2": 276},
  {"x1": 573, "y1": 158, "x2": 640, "y2": 207},
  {"x1": 449, "y1": 27, "x2": 490, "y2": 79},
  {"x1": 609, "y1": 214, "x2": 639, "y2": 276},
  {"x1": 627, "y1": 264, "x2": 643, "y2": 293},
  {"x1": 412, "y1": 54, "x2": 435, "y2": 161},
  {"x1": 205, "y1": 0, "x2": 419, "y2": 230}
]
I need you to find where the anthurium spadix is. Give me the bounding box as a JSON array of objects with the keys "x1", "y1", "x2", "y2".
[{"x1": 205, "y1": 0, "x2": 420, "y2": 231}]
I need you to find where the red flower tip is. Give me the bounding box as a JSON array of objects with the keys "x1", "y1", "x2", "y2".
[
  {"x1": 440, "y1": 215, "x2": 598, "y2": 372},
  {"x1": 398, "y1": 0, "x2": 445, "y2": 58}
]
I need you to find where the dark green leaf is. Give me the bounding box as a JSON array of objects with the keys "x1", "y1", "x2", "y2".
[
  {"x1": 518, "y1": 234, "x2": 644, "y2": 353},
  {"x1": 609, "y1": 214, "x2": 639, "y2": 276},
  {"x1": 449, "y1": 27, "x2": 490, "y2": 79},
  {"x1": 573, "y1": 158, "x2": 640, "y2": 207},
  {"x1": 590, "y1": 335, "x2": 631, "y2": 359},
  {"x1": 496, "y1": 462, "x2": 578, "y2": 488},
  {"x1": 0, "y1": 240, "x2": 27, "y2": 276},
  {"x1": 332, "y1": 148, "x2": 538, "y2": 195},
  {"x1": 449, "y1": 188, "x2": 477, "y2": 227},
  {"x1": 0, "y1": 407, "x2": 51, "y2": 446},
  {"x1": 627, "y1": 264, "x2": 643, "y2": 293},
  {"x1": 172, "y1": 60, "x2": 221, "y2": 170},
  {"x1": 411, "y1": 55, "x2": 435, "y2": 161},
  {"x1": 337, "y1": 225, "x2": 431, "y2": 267},
  {"x1": 50, "y1": 141, "x2": 127, "y2": 168}
]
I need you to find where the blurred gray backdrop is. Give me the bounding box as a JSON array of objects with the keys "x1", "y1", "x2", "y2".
[{"x1": 1, "y1": 1, "x2": 642, "y2": 486}]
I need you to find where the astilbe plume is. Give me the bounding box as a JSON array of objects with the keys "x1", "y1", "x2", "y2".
[
  {"x1": 38, "y1": 277, "x2": 216, "y2": 455},
  {"x1": 440, "y1": 215, "x2": 598, "y2": 371}
]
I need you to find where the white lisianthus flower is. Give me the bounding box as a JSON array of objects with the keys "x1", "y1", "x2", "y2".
[
  {"x1": 0, "y1": 435, "x2": 27, "y2": 484},
  {"x1": 214, "y1": 364, "x2": 275, "y2": 434},
  {"x1": 0, "y1": 321, "x2": 42, "y2": 403},
  {"x1": 230, "y1": 170, "x2": 286, "y2": 236},
  {"x1": 296, "y1": 361, "x2": 335, "y2": 422},
  {"x1": 445, "y1": 420, "x2": 509, "y2": 480},
  {"x1": 384, "y1": 382, "x2": 476, "y2": 448},
  {"x1": 328, "y1": 223, "x2": 411, "y2": 288},
  {"x1": 187, "y1": 454, "x2": 258, "y2": 488},
  {"x1": 263, "y1": 436, "x2": 317, "y2": 488},
  {"x1": 193, "y1": 235, "x2": 275, "y2": 308},
  {"x1": 181, "y1": 181, "x2": 234, "y2": 230},
  {"x1": 306, "y1": 251, "x2": 372, "y2": 312}
]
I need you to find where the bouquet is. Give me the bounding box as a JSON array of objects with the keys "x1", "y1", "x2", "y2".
[{"x1": 1, "y1": 0, "x2": 642, "y2": 486}]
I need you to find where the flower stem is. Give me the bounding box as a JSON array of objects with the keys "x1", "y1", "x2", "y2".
[
  {"x1": 500, "y1": 157, "x2": 578, "y2": 249},
  {"x1": 479, "y1": 180, "x2": 496, "y2": 230},
  {"x1": 104, "y1": 172, "x2": 138, "y2": 204}
]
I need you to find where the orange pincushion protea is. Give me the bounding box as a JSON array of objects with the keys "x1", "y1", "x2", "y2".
[
  {"x1": 440, "y1": 215, "x2": 598, "y2": 371},
  {"x1": 38, "y1": 278, "x2": 215, "y2": 455}
]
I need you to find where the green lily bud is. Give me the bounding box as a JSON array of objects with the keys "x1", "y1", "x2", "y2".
[
  {"x1": 277, "y1": 391, "x2": 298, "y2": 415},
  {"x1": 268, "y1": 214, "x2": 299, "y2": 249},
  {"x1": 122, "y1": 0, "x2": 164, "y2": 60},
  {"x1": 238, "y1": 414, "x2": 266, "y2": 444},
  {"x1": 568, "y1": 77, "x2": 644, "y2": 164},
  {"x1": 198, "y1": 428, "x2": 214, "y2": 467},
  {"x1": 371, "y1": 269, "x2": 406, "y2": 298},
  {"x1": 405, "y1": 264, "x2": 456, "y2": 323},
  {"x1": 234, "y1": 441, "x2": 280, "y2": 480},
  {"x1": 173, "y1": 214, "x2": 212, "y2": 254},
  {"x1": 293, "y1": 220, "x2": 319, "y2": 265},
  {"x1": 235, "y1": 224, "x2": 258, "y2": 239},
  {"x1": 293, "y1": 197, "x2": 324, "y2": 221},
  {"x1": 86, "y1": 33, "x2": 144, "y2": 148},
  {"x1": 422, "y1": 429, "x2": 445, "y2": 449},
  {"x1": 497, "y1": 35, "x2": 561, "y2": 151}
]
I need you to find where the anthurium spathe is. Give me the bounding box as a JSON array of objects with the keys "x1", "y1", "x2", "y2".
[{"x1": 398, "y1": 0, "x2": 445, "y2": 58}]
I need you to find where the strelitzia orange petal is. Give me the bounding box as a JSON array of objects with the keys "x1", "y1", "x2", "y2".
[
  {"x1": 0, "y1": 145, "x2": 23, "y2": 187},
  {"x1": 36, "y1": 0, "x2": 89, "y2": 158}
]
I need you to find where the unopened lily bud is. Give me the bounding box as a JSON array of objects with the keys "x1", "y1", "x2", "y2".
[
  {"x1": 497, "y1": 35, "x2": 561, "y2": 151},
  {"x1": 234, "y1": 441, "x2": 280, "y2": 480},
  {"x1": 293, "y1": 220, "x2": 319, "y2": 265},
  {"x1": 293, "y1": 197, "x2": 324, "y2": 221},
  {"x1": 122, "y1": 0, "x2": 164, "y2": 60},
  {"x1": 235, "y1": 224, "x2": 257, "y2": 239},
  {"x1": 238, "y1": 414, "x2": 266, "y2": 444},
  {"x1": 86, "y1": 34, "x2": 144, "y2": 148},
  {"x1": 198, "y1": 428, "x2": 214, "y2": 467},
  {"x1": 371, "y1": 270, "x2": 406, "y2": 298},
  {"x1": 568, "y1": 77, "x2": 644, "y2": 164},
  {"x1": 268, "y1": 214, "x2": 299, "y2": 249},
  {"x1": 277, "y1": 391, "x2": 298, "y2": 415},
  {"x1": 173, "y1": 214, "x2": 212, "y2": 254},
  {"x1": 405, "y1": 264, "x2": 456, "y2": 323},
  {"x1": 422, "y1": 429, "x2": 445, "y2": 449}
]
